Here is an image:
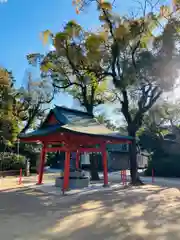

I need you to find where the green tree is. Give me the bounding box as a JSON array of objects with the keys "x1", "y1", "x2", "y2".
[
  {"x1": 138, "y1": 100, "x2": 180, "y2": 152},
  {"x1": 0, "y1": 68, "x2": 21, "y2": 144},
  {"x1": 28, "y1": 21, "x2": 113, "y2": 115},
  {"x1": 0, "y1": 68, "x2": 54, "y2": 143},
  {"x1": 96, "y1": 114, "x2": 117, "y2": 130},
  {"x1": 72, "y1": 0, "x2": 180, "y2": 184},
  {"x1": 27, "y1": 21, "x2": 115, "y2": 180}
]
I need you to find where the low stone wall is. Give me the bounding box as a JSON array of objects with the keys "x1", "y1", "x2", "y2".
[{"x1": 55, "y1": 177, "x2": 89, "y2": 189}]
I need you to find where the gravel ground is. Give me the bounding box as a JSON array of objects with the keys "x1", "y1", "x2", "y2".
[{"x1": 1, "y1": 182, "x2": 180, "y2": 239}]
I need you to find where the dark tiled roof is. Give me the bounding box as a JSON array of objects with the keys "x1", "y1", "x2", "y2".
[{"x1": 19, "y1": 106, "x2": 133, "y2": 142}]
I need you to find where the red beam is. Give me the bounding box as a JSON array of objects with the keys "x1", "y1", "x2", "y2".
[
  {"x1": 20, "y1": 131, "x2": 132, "y2": 145},
  {"x1": 45, "y1": 147, "x2": 103, "y2": 153},
  {"x1": 78, "y1": 147, "x2": 101, "y2": 153},
  {"x1": 35, "y1": 142, "x2": 133, "y2": 154},
  {"x1": 45, "y1": 147, "x2": 70, "y2": 152}
]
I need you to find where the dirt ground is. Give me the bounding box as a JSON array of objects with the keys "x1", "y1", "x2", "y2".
[
  {"x1": 0, "y1": 173, "x2": 58, "y2": 190},
  {"x1": 0, "y1": 180, "x2": 180, "y2": 240}
]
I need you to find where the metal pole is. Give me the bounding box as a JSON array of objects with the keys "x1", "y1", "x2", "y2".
[{"x1": 17, "y1": 139, "x2": 20, "y2": 160}]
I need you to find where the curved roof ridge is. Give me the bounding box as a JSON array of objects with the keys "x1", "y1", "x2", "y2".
[{"x1": 54, "y1": 105, "x2": 94, "y2": 117}]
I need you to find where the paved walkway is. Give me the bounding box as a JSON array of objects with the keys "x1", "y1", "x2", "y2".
[
  {"x1": 106, "y1": 171, "x2": 180, "y2": 188},
  {"x1": 142, "y1": 176, "x2": 180, "y2": 188}
]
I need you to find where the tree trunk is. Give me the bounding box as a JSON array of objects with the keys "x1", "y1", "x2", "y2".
[
  {"x1": 128, "y1": 129, "x2": 143, "y2": 185},
  {"x1": 85, "y1": 105, "x2": 100, "y2": 181},
  {"x1": 89, "y1": 154, "x2": 100, "y2": 181}
]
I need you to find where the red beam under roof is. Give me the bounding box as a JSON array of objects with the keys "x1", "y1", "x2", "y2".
[
  {"x1": 19, "y1": 131, "x2": 131, "y2": 145},
  {"x1": 78, "y1": 147, "x2": 102, "y2": 153},
  {"x1": 45, "y1": 147, "x2": 70, "y2": 152},
  {"x1": 45, "y1": 147, "x2": 102, "y2": 153}
]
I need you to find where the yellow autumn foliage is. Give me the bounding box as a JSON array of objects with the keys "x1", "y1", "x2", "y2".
[
  {"x1": 99, "y1": 1, "x2": 112, "y2": 10},
  {"x1": 54, "y1": 32, "x2": 68, "y2": 51},
  {"x1": 40, "y1": 62, "x2": 55, "y2": 72},
  {"x1": 0, "y1": 68, "x2": 9, "y2": 86},
  {"x1": 160, "y1": 5, "x2": 171, "y2": 17},
  {"x1": 40, "y1": 30, "x2": 52, "y2": 45},
  {"x1": 115, "y1": 25, "x2": 128, "y2": 39},
  {"x1": 85, "y1": 33, "x2": 105, "y2": 51},
  {"x1": 64, "y1": 20, "x2": 82, "y2": 37},
  {"x1": 99, "y1": 31, "x2": 108, "y2": 41},
  {"x1": 173, "y1": 0, "x2": 180, "y2": 10}
]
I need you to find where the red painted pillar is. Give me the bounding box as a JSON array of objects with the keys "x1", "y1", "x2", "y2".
[
  {"x1": 63, "y1": 151, "x2": 71, "y2": 192},
  {"x1": 101, "y1": 143, "x2": 108, "y2": 186},
  {"x1": 76, "y1": 150, "x2": 80, "y2": 169},
  {"x1": 37, "y1": 144, "x2": 46, "y2": 185}
]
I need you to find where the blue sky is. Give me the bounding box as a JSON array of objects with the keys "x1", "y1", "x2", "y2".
[
  {"x1": 0, "y1": 0, "x2": 132, "y2": 112},
  {"x1": 0, "y1": 0, "x2": 101, "y2": 108},
  {"x1": 0, "y1": 0, "x2": 98, "y2": 85},
  {"x1": 0, "y1": 0, "x2": 169, "y2": 114},
  {"x1": 0, "y1": 0, "x2": 135, "y2": 84}
]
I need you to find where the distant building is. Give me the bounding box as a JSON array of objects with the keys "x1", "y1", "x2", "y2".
[{"x1": 81, "y1": 143, "x2": 148, "y2": 170}]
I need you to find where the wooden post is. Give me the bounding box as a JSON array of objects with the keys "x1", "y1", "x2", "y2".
[
  {"x1": 37, "y1": 144, "x2": 46, "y2": 185},
  {"x1": 76, "y1": 150, "x2": 80, "y2": 169},
  {"x1": 122, "y1": 170, "x2": 125, "y2": 185},
  {"x1": 101, "y1": 143, "x2": 108, "y2": 187},
  {"x1": 63, "y1": 151, "x2": 71, "y2": 192}
]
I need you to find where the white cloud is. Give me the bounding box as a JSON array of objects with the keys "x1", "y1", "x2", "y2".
[{"x1": 49, "y1": 44, "x2": 55, "y2": 51}]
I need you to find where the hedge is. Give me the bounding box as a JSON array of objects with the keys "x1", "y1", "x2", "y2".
[
  {"x1": 145, "y1": 152, "x2": 180, "y2": 178},
  {"x1": 0, "y1": 153, "x2": 26, "y2": 171}
]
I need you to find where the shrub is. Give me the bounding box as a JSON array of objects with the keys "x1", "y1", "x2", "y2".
[
  {"x1": 0, "y1": 152, "x2": 26, "y2": 171},
  {"x1": 145, "y1": 151, "x2": 180, "y2": 178}
]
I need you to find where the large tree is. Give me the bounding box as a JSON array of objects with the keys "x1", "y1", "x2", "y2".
[
  {"x1": 71, "y1": 0, "x2": 180, "y2": 184},
  {"x1": 27, "y1": 0, "x2": 180, "y2": 184},
  {"x1": 27, "y1": 22, "x2": 115, "y2": 180},
  {"x1": 28, "y1": 21, "x2": 113, "y2": 115},
  {"x1": 138, "y1": 99, "x2": 180, "y2": 152}
]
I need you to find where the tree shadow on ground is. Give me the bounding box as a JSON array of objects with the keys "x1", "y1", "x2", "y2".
[{"x1": 1, "y1": 184, "x2": 180, "y2": 239}]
